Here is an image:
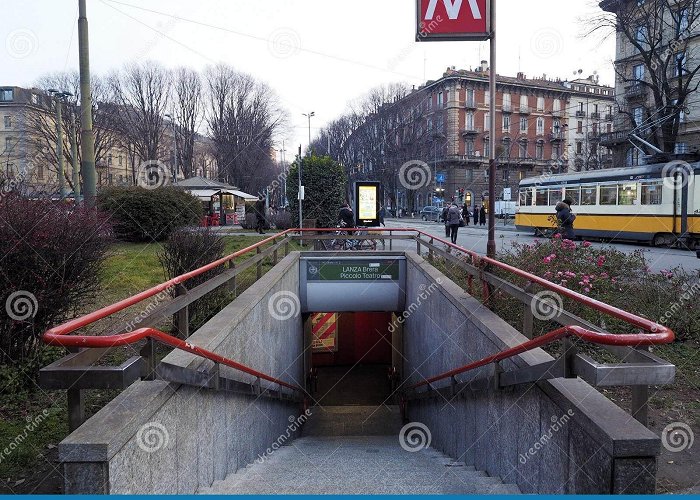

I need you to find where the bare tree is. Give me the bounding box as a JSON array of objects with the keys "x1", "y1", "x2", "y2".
[
  {"x1": 109, "y1": 63, "x2": 171, "y2": 166},
  {"x1": 204, "y1": 63, "x2": 286, "y2": 194},
  {"x1": 172, "y1": 67, "x2": 203, "y2": 179},
  {"x1": 591, "y1": 0, "x2": 700, "y2": 153}
]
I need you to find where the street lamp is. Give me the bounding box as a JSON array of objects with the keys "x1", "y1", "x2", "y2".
[
  {"x1": 302, "y1": 112, "x2": 315, "y2": 155},
  {"x1": 164, "y1": 113, "x2": 178, "y2": 184},
  {"x1": 48, "y1": 89, "x2": 73, "y2": 199}
]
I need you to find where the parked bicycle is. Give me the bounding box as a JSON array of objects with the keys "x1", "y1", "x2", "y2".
[{"x1": 319, "y1": 223, "x2": 378, "y2": 251}]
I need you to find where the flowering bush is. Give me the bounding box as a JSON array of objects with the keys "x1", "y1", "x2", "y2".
[{"x1": 494, "y1": 238, "x2": 699, "y2": 342}]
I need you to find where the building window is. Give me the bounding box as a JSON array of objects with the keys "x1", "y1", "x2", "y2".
[
  {"x1": 38, "y1": 165, "x2": 44, "y2": 179},
  {"x1": 633, "y1": 64, "x2": 645, "y2": 82},
  {"x1": 535, "y1": 141, "x2": 544, "y2": 160},
  {"x1": 483, "y1": 139, "x2": 490, "y2": 157},
  {"x1": 484, "y1": 112, "x2": 490, "y2": 129},
  {"x1": 553, "y1": 119, "x2": 561, "y2": 134},
  {"x1": 577, "y1": 121, "x2": 583, "y2": 133},
  {"x1": 466, "y1": 89, "x2": 475, "y2": 107},
  {"x1": 519, "y1": 140, "x2": 528, "y2": 158},
  {"x1": 576, "y1": 141, "x2": 583, "y2": 154},
  {"x1": 632, "y1": 106, "x2": 643, "y2": 127},
  {"x1": 108, "y1": 154, "x2": 113, "y2": 166},
  {"x1": 5, "y1": 137, "x2": 14, "y2": 152},
  {"x1": 502, "y1": 138, "x2": 511, "y2": 158},
  {"x1": 436, "y1": 118, "x2": 444, "y2": 133},
  {"x1": 0, "y1": 89, "x2": 13, "y2": 102},
  {"x1": 553, "y1": 99, "x2": 561, "y2": 112},
  {"x1": 3, "y1": 115, "x2": 11, "y2": 128},
  {"x1": 677, "y1": 7, "x2": 690, "y2": 36},
  {"x1": 520, "y1": 116, "x2": 528, "y2": 132},
  {"x1": 502, "y1": 114, "x2": 510, "y2": 132},
  {"x1": 552, "y1": 143, "x2": 561, "y2": 159},
  {"x1": 503, "y1": 169, "x2": 510, "y2": 182},
  {"x1": 502, "y1": 93, "x2": 511, "y2": 111},
  {"x1": 673, "y1": 52, "x2": 687, "y2": 76},
  {"x1": 465, "y1": 139, "x2": 475, "y2": 156},
  {"x1": 437, "y1": 91, "x2": 444, "y2": 107},
  {"x1": 484, "y1": 90, "x2": 490, "y2": 105},
  {"x1": 536, "y1": 117, "x2": 544, "y2": 135},
  {"x1": 536, "y1": 96, "x2": 544, "y2": 111},
  {"x1": 427, "y1": 117, "x2": 433, "y2": 131},
  {"x1": 635, "y1": 25, "x2": 649, "y2": 49},
  {"x1": 466, "y1": 112, "x2": 475, "y2": 130},
  {"x1": 118, "y1": 155, "x2": 123, "y2": 166}
]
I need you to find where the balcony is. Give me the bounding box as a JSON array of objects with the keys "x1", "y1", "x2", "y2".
[
  {"x1": 550, "y1": 109, "x2": 563, "y2": 118},
  {"x1": 575, "y1": 110, "x2": 587, "y2": 118},
  {"x1": 502, "y1": 103, "x2": 512, "y2": 113},
  {"x1": 548, "y1": 131, "x2": 565, "y2": 142},
  {"x1": 519, "y1": 105, "x2": 531, "y2": 114},
  {"x1": 587, "y1": 131, "x2": 600, "y2": 142},
  {"x1": 604, "y1": 113, "x2": 613, "y2": 121},
  {"x1": 625, "y1": 82, "x2": 647, "y2": 100},
  {"x1": 600, "y1": 129, "x2": 630, "y2": 146},
  {"x1": 591, "y1": 112, "x2": 601, "y2": 120},
  {"x1": 446, "y1": 153, "x2": 486, "y2": 165},
  {"x1": 465, "y1": 98, "x2": 477, "y2": 109},
  {"x1": 461, "y1": 126, "x2": 482, "y2": 136}
]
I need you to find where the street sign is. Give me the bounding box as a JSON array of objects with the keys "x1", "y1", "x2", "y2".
[
  {"x1": 416, "y1": 0, "x2": 491, "y2": 41},
  {"x1": 503, "y1": 187, "x2": 511, "y2": 201},
  {"x1": 436, "y1": 173, "x2": 446, "y2": 183}
]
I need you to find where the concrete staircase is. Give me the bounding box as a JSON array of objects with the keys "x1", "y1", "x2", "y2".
[{"x1": 198, "y1": 405, "x2": 521, "y2": 495}]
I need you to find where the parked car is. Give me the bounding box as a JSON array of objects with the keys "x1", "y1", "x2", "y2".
[{"x1": 420, "y1": 206, "x2": 442, "y2": 222}]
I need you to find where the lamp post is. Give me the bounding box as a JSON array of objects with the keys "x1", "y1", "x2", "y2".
[
  {"x1": 48, "y1": 89, "x2": 72, "y2": 199},
  {"x1": 78, "y1": 0, "x2": 97, "y2": 206},
  {"x1": 302, "y1": 112, "x2": 315, "y2": 155}
]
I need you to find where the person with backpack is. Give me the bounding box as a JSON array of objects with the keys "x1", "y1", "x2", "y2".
[
  {"x1": 556, "y1": 198, "x2": 577, "y2": 239},
  {"x1": 441, "y1": 205, "x2": 450, "y2": 237},
  {"x1": 447, "y1": 202, "x2": 462, "y2": 244}
]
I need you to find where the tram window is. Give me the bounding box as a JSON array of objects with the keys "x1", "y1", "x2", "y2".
[
  {"x1": 641, "y1": 182, "x2": 663, "y2": 204},
  {"x1": 599, "y1": 185, "x2": 618, "y2": 205},
  {"x1": 619, "y1": 183, "x2": 637, "y2": 205},
  {"x1": 548, "y1": 188, "x2": 562, "y2": 206},
  {"x1": 535, "y1": 188, "x2": 548, "y2": 206},
  {"x1": 564, "y1": 187, "x2": 580, "y2": 206},
  {"x1": 519, "y1": 190, "x2": 532, "y2": 206},
  {"x1": 580, "y1": 185, "x2": 597, "y2": 205}
]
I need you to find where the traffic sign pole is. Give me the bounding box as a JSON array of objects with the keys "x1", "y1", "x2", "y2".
[{"x1": 487, "y1": 0, "x2": 496, "y2": 258}]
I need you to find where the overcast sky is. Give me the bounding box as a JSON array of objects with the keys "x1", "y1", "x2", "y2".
[{"x1": 2, "y1": 0, "x2": 615, "y2": 152}]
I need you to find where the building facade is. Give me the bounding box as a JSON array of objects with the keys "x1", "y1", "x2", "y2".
[
  {"x1": 599, "y1": 0, "x2": 700, "y2": 164},
  {"x1": 390, "y1": 65, "x2": 615, "y2": 210}
]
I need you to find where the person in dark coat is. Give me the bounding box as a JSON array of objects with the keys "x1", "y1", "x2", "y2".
[
  {"x1": 378, "y1": 205, "x2": 386, "y2": 227},
  {"x1": 462, "y1": 202, "x2": 470, "y2": 226},
  {"x1": 447, "y1": 203, "x2": 461, "y2": 244},
  {"x1": 254, "y1": 195, "x2": 266, "y2": 234},
  {"x1": 338, "y1": 202, "x2": 355, "y2": 228},
  {"x1": 441, "y1": 205, "x2": 450, "y2": 237},
  {"x1": 556, "y1": 198, "x2": 576, "y2": 239},
  {"x1": 479, "y1": 205, "x2": 487, "y2": 226},
  {"x1": 473, "y1": 205, "x2": 480, "y2": 226}
]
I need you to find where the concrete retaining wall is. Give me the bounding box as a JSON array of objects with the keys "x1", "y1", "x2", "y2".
[
  {"x1": 59, "y1": 252, "x2": 305, "y2": 494},
  {"x1": 402, "y1": 252, "x2": 660, "y2": 494}
]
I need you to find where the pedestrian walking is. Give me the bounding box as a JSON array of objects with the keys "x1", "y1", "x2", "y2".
[
  {"x1": 447, "y1": 202, "x2": 461, "y2": 244},
  {"x1": 441, "y1": 205, "x2": 450, "y2": 237},
  {"x1": 479, "y1": 205, "x2": 486, "y2": 226},
  {"x1": 462, "y1": 202, "x2": 470, "y2": 226},
  {"x1": 254, "y1": 195, "x2": 266, "y2": 234},
  {"x1": 378, "y1": 205, "x2": 386, "y2": 227},
  {"x1": 473, "y1": 205, "x2": 480, "y2": 226},
  {"x1": 556, "y1": 198, "x2": 576, "y2": 239}
]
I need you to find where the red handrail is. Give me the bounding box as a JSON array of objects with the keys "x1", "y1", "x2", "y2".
[{"x1": 42, "y1": 227, "x2": 674, "y2": 395}]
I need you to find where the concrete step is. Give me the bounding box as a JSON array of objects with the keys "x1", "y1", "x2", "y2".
[
  {"x1": 302, "y1": 405, "x2": 402, "y2": 436},
  {"x1": 197, "y1": 435, "x2": 521, "y2": 495}
]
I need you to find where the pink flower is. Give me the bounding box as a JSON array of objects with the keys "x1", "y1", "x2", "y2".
[
  {"x1": 544, "y1": 271, "x2": 553, "y2": 279},
  {"x1": 582, "y1": 241, "x2": 592, "y2": 248},
  {"x1": 584, "y1": 287, "x2": 591, "y2": 293},
  {"x1": 553, "y1": 233, "x2": 562, "y2": 239},
  {"x1": 600, "y1": 272, "x2": 609, "y2": 279}
]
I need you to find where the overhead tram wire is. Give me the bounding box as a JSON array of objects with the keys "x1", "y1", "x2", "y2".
[{"x1": 102, "y1": 0, "x2": 420, "y2": 81}]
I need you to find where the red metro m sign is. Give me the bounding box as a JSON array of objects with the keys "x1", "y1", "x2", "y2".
[{"x1": 416, "y1": 0, "x2": 491, "y2": 41}]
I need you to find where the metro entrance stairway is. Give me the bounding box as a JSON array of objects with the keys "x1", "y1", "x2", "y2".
[{"x1": 198, "y1": 406, "x2": 522, "y2": 495}]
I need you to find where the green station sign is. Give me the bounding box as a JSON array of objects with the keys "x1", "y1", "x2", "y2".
[{"x1": 306, "y1": 259, "x2": 400, "y2": 281}]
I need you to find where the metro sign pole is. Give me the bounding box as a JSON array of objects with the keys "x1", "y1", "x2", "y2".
[{"x1": 416, "y1": 0, "x2": 496, "y2": 258}]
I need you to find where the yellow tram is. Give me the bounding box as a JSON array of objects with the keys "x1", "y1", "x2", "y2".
[{"x1": 515, "y1": 161, "x2": 700, "y2": 248}]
